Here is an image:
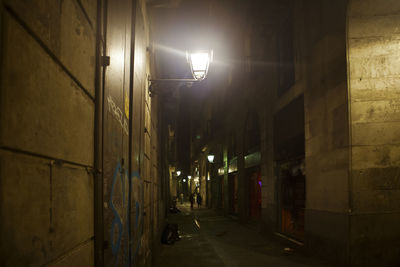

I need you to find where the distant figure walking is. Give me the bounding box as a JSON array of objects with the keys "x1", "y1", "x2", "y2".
[
  {"x1": 196, "y1": 193, "x2": 202, "y2": 208},
  {"x1": 180, "y1": 193, "x2": 184, "y2": 204},
  {"x1": 189, "y1": 193, "x2": 194, "y2": 209}
]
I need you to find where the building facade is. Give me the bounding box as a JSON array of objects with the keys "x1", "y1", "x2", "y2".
[{"x1": 185, "y1": 0, "x2": 400, "y2": 266}]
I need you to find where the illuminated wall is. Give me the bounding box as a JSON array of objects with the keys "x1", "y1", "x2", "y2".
[
  {"x1": 0, "y1": 0, "x2": 166, "y2": 266},
  {"x1": 347, "y1": 0, "x2": 400, "y2": 265},
  {"x1": 0, "y1": 0, "x2": 96, "y2": 265}
]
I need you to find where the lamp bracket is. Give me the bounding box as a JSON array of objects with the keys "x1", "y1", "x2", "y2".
[{"x1": 148, "y1": 78, "x2": 200, "y2": 97}]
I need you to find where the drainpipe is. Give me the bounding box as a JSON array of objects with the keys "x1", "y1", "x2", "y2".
[{"x1": 94, "y1": 0, "x2": 106, "y2": 265}]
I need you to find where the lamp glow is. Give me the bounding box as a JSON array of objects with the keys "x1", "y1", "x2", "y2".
[
  {"x1": 187, "y1": 50, "x2": 212, "y2": 81},
  {"x1": 188, "y1": 176, "x2": 192, "y2": 179},
  {"x1": 207, "y1": 155, "x2": 215, "y2": 163},
  {"x1": 148, "y1": 49, "x2": 213, "y2": 97},
  {"x1": 176, "y1": 171, "x2": 181, "y2": 176},
  {"x1": 183, "y1": 179, "x2": 186, "y2": 182}
]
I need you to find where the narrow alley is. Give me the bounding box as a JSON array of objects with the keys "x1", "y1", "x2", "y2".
[{"x1": 1, "y1": 0, "x2": 400, "y2": 266}]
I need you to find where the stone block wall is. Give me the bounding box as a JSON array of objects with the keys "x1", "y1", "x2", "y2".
[
  {"x1": 299, "y1": 1, "x2": 350, "y2": 264},
  {"x1": 132, "y1": 1, "x2": 165, "y2": 264},
  {"x1": 0, "y1": 0, "x2": 96, "y2": 265},
  {"x1": 348, "y1": 0, "x2": 400, "y2": 265},
  {"x1": 0, "y1": 0, "x2": 166, "y2": 266}
]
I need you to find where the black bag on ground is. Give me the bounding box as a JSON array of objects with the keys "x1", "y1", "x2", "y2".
[
  {"x1": 161, "y1": 223, "x2": 180, "y2": 244},
  {"x1": 169, "y1": 206, "x2": 181, "y2": 213}
]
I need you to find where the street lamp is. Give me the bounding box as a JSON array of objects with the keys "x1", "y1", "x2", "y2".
[
  {"x1": 207, "y1": 154, "x2": 215, "y2": 163},
  {"x1": 148, "y1": 50, "x2": 213, "y2": 96},
  {"x1": 176, "y1": 170, "x2": 181, "y2": 176},
  {"x1": 187, "y1": 50, "x2": 213, "y2": 81}
]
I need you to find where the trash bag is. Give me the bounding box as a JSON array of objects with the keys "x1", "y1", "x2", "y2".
[
  {"x1": 161, "y1": 224, "x2": 180, "y2": 244},
  {"x1": 169, "y1": 197, "x2": 181, "y2": 213},
  {"x1": 169, "y1": 206, "x2": 181, "y2": 213}
]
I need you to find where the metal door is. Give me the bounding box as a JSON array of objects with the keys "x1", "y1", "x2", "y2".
[{"x1": 277, "y1": 159, "x2": 305, "y2": 241}]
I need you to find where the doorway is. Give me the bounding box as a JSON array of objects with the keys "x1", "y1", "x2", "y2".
[
  {"x1": 228, "y1": 173, "x2": 239, "y2": 214},
  {"x1": 273, "y1": 95, "x2": 305, "y2": 241},
  {"x1": 277, "y1": 159, "x2": 305, "y2": 240},
  {"x1": 247, "y1": 167, "x2": 261, "y2": 220}
]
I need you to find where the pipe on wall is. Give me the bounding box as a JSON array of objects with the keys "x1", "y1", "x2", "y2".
[{"x1": 94, "y1": 0, "x2": 106, "y2": 265}]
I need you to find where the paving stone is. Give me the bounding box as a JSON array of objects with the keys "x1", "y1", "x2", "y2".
[{"x1": 155, "y1": 203, "x2": 330, "y2": 267}]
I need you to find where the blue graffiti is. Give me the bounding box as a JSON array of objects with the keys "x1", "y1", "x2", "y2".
[
  {"x1": 132, "y1": 239, "x2": 141, "y2": 265},
  {"x1": 109, "y1": 162, "x2": 127, "y2": 259},
  {"x1": 131, "y1": 171, "x2": 141, "y2": 228},
  {"x1": 130, "y1": 171, "x2": 142, "y2": 264},
  {"x1": 109, "y1": 162, "x2": 142, "y2": 266}
]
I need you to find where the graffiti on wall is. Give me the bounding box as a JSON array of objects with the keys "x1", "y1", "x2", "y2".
[
  {"x1": 107, "y1": 95, "x2": 129, "y2": 135},
  {"x1": 109, "y1": 160, "x2": 143, "y2": 266}
]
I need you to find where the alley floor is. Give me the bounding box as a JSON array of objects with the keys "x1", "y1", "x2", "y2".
[{"x1": 155, "y1": 203, "x2": 331, "y2": 267}]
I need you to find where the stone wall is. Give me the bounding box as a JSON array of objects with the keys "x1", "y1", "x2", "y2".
[
  {"x1": 0, "y1": 0, "x2": 165, "y2": 266},
  {"x1": 299, "y1": 1, "x2": 350, "y2": 264},
  {"x1": 0, "y1": 0, "x2": 96, "y2": 265},
  {"x1": 348, "y1": 0, "x2": 400, "y2": 265}
]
